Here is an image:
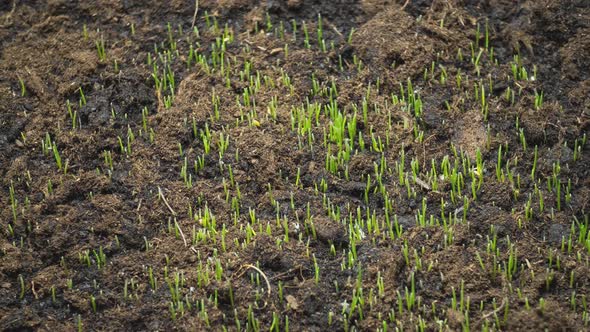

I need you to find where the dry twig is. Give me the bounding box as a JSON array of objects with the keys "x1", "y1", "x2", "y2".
[
  {"x1": 157, "y1": 186, "x2": 177, "y2": 216},
  {"x1": 234, "y1": 264, "x2": 272, "y2": 297},
  {"x1": 482, "y1": 298, "x2": 507, "y2": 319},
  {"x1": 191, "y1": 0, "x2": 199, "y2": 30}
]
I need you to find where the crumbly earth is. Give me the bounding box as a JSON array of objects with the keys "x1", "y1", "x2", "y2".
[{"x1": 0, "y1": 0, "x2": 589, "y2": 331}]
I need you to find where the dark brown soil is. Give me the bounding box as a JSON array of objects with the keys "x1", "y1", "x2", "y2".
[{"x1": 1, "y1": 0, "x2": 589, "y2": 331}]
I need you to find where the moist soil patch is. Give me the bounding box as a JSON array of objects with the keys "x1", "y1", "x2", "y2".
[{"x1": 1, "y1": 0, "x2": 589, "y2": 331}]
